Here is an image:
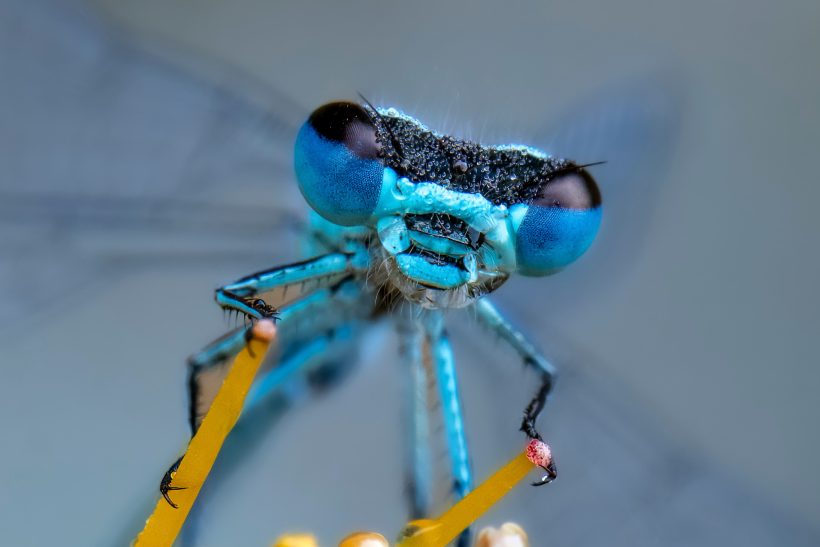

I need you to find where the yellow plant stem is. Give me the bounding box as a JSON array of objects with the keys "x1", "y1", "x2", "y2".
[
  {"x1": 398, "y1": 451, "x2": 536, "y2": 547},
  {"x1": 135, "y1": 320, "x2": 277, "y2": 546}
]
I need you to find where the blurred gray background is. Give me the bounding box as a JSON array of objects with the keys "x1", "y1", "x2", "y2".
[{"x1": 1, "y1": 0, "x2": 818, "y2": 545}]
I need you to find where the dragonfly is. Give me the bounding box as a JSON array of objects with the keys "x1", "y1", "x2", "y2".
[
  {"x1": 4, "y1": 2, "x2": 709, "y2": 546},
  {"x1": 140, "y1": 81, "x2": 674, "y2": 544},
  {"x1": 159, "y1": 99, "x2": 605, "y2": 544},
  {"x1": 9, "y1": 3, "x2": 820, "y2": 547}
]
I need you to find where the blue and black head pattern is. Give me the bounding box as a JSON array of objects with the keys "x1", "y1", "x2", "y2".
[
  {"x1": 513, "y1": 167, "x2": 601, "y2": 276},
  {"x1": 294, "y1": 101, "x2": 602, "y2": 281},
  {"x1": 294, "y1": 102, "x2": 382, "y2": 226}
]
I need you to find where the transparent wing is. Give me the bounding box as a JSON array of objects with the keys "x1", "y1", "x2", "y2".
[
  {"x1": 5, "y1": 2, "x2": 815, "y2": 547},
  {"x1": 0, "y1": 0, "x2": 307, "y2": 332},
  {"x1": 525, "y1": 72, "x2": 684, "y2": 313}
]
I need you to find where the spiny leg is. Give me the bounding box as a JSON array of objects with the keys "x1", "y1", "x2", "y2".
[
  {"x1": 161, "y1": 280, "x2": 368, "y2": 506},
  {"x1": 162, "y1": 324, "x2": 362, "y2": 507},
  {"x1": 159, "y1": 455, "x2": 185, "y2": 508},
  {"x1": 397, "y1": 317, "x2": 433, "y2": 520},
  {"x1": 189, "y1": 280, "x2": 367, "y2": 433},
  {"x1": 159, "y1": 324, "x2": 256, "y2": 507},
  {"x1": 426, "y1": 311, "x2": 473, "y2": 547},
  {"x1": 175, "y1": 324, "x2": 362, "y2": 545},
  {"x1": 215, "y1": 251, "x2": 366, "y2": 319},
  {"x1": 474, "y1": 298, "x2": 558, "y2": 484},
  {"x1": 187, "y1": 325, "x2": 260, "y2": 434},
  {"x1": 183, "y1": 255, "x2": 368, "y2": 436}
]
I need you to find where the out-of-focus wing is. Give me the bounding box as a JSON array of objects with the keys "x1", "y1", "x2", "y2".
[
  {"x1": 5, "y1": 2, "x2": 816, "y2": 546},
  {"x1": 525, "y1": 74, "x2": 684, "y2": 312},
  {"x1": 127, "y1": 313, "x2": 819, "y2": 547},
  {"x1": 448, "y1": 320, "x2": 819, "y2": 547},
  {"x1": 0, "y1": 0, "x2": 307, "y2": 332}
]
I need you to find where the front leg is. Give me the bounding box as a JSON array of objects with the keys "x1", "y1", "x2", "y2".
[
  {"x1": 160, "y1": 279, "x2": 368, "y2": 508},
  {"x1": 474, "y1": 298, "x2": 558, "y2": 484},
  {"x1": 215, "y1": 251, "x2": 365, "y2": 319},
  {"x1": 159, "y1": 324, "x2": 257, "y2": 507},
  {"x1": 159, "y1": 254, "x2": 366, "y2": 507},
  {"x1": 215, "y1": 289, "x2": 279, "y2": 320}
]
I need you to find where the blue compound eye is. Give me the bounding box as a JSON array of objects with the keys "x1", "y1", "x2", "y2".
[
  {"x1": 294, "y1": 102, "x2": 384, "y2": 226},
  {"x1": 514, "y1": 169, "x2": 602, "y2": 276}
]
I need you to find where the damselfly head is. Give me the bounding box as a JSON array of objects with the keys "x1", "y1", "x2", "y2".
[{"x1": 294, "y1": 101, "x2": 602, "y2": 307}]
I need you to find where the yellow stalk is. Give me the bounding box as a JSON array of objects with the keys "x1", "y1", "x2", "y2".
[
  {"x1": 397, "y1": 451, "x2": 537, "y2": 547},
  {"x1": 135, "y1": 320, "x2": 277, "y2": 546}
]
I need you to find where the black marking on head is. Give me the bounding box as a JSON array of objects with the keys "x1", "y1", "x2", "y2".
[
  {"x1": 358, "y1": 93, "x2": 407, "y2": 163},
  {"x1": 308, "y1": 102, "x2": 379, "y2": 159},
  {"x1": 364, "y1": 106, "x2": 580, "y2": 206},
  {"x1": 533, "y1": 169, "x2": 601, "y2": 210}
]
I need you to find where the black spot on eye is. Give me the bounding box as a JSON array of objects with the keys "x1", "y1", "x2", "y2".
[
  {"x1": 533, "y1": 169, "x2": 601, "y2": 210},
  {"x1": 308, "y1": 101, "x2": 380, "y2": 159}
]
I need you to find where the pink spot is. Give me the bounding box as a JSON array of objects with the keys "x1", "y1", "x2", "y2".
[
  {"x1": 252, "y1": 320, "x2": 277, "y2": 342},
  {"x1": 525, "y1": 439, "x2": 552, "y2": 468}
]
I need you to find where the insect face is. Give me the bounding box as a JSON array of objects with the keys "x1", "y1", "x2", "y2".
[{"x1": 294, "y1": 102, "x2": 602, "y2": 306}]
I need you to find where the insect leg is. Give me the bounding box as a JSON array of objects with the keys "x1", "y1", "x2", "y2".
[
  {"x1": 215, "y1": 251, "x2": 367, "y2": 319},
  {"x1": 188, "y1": 279, "x2": 367, "y2": 433},
  {"x1": 426, "y1": 311, "x2": 473, "y2": 547},
  {"x1": 242, "y1": 279, "x2": 368, "y2": 412},
  {"x1": 397, "y1": 317, "x2": 432, "y2": 519},
  {"x1": 474, "y1": 299, "x2": 558, "y2": 481},
  {"x1": 186, "y1": 325, "x2": 259, "y2": 434},
  {"x1": 242, "y1": 323, "x2": 358, "y2": 415},
  {"x1": 160, "y1": 281, "x2": 368, "y2": 507},
  {"x1": 159, "y1": 323, "x2": 254, "y2": 508},
  {"x1": 161, "y1": 323, "x2": 360, "y2": 509}
]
